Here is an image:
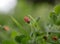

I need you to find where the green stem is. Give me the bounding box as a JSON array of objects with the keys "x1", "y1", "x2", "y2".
[{"x1": 10, "y1": 16, "x2": 29, "y2": 36}]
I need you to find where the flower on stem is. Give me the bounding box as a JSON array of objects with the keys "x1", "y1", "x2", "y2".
[
  {"x1": 3, "y1": 26, "x2": 9, "y2": 31},
  {"x1": 24, "y1": 16, "x2": 30, "y2": 23},
  {"x1": 52, "y1": 36, "x2": 58, "y2": 41}
]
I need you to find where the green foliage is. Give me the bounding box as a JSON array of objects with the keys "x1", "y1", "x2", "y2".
[
  {"x1": 54, "y1": 5, "x2": 60, "y2": 14},
  {"x1": 11, "y1": 31, "x2": 18, "y2": 39},
  {"x1": 2, "y1": 40, "x2": 16, "y2": 44},
  {"x1": 50, "y1": 12, "x2": 57, "y2": 23},
  {"x1": 50, "y1": 5, "x2": 60, "y2": 25},
  {"x1": 0, "y1": 1, "x2": 60, "y2": 44}
]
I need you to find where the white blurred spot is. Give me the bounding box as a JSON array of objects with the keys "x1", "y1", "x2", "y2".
[{"x1": 0, "y1": 0, "x2": 17, "y2": 14}]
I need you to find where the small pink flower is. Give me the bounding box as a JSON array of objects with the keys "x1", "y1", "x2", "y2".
[
  {"x1": 3, "y1": 26, "x2": 9, "y2": 31},
  {"x1": 24, "y1": 16, "x2": 30, "y2": 23}
]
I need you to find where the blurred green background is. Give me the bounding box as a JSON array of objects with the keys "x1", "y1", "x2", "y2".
[
  {"x1": 0, "y1": 0, "x2": 60, "y2": 25},
  {"x1": 0, "y1": 0, "x2": 60, "y2": 44}
]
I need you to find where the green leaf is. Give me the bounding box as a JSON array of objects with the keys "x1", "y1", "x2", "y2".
[
  {"x1": 50, "y1": 12, "x2": 57, "y2": 23},
  {"x1": 11, "y1": 31, "x2": 18, "y2": 39},
  {"x1": 15, "y1": 35, "x2": 26, "y2": 43},
  {"x1": 54, "y1": 5, "x2": 60, "y2": 14},
  {"x1": 15, "y1": 36, "x2": 21, "y2": 43},
  {"x1": 10, "y1": 16, "x2": 29, "y2": 36},
  {"x1": 55, "y1": 20, "x2": 60, "y2": 25}
]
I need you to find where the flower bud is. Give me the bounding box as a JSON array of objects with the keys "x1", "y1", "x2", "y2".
[
  {"x1": 24, "y1": 16, "x2": 30, "y2": 23},
  {"x1": 3, "y1": 26, "x2": 9, "y2": 31},
  {"x1": 52, "y1": 36, "x2": 58, "y2": 41}
]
